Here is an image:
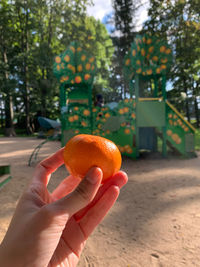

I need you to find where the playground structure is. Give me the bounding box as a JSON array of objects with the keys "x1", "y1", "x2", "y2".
[
  {"x1": 28, "y1": 117, "x2": 61, "y2": 166},
  {"x1": 0, "y1": 165, "x2": 11, "y2": 189},
  {"x1": 53, "y1": 35, "x2": 196, "y2": 159}
]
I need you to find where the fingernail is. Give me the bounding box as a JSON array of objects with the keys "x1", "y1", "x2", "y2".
[{"x1": 86, "y1": 167, "x2": 102, "y2": 184}]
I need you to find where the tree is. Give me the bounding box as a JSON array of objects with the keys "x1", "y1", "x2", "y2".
[
  {"x1": 111, "y1": 0, "x2": 142, "y2": 98},
  {"x1": 0, "y1": 0, "x2": 17, "y2": 136},
  {"x1": 0, "y1": 0, "x2": 115, "y2": 134},
  {"x1": 144, "y1": 0, "x2": 200, "y2": 126}
]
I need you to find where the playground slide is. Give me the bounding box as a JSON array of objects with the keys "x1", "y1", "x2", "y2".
[{"x1": 164, "y1": 101, "x2": 196, "y2": 157}]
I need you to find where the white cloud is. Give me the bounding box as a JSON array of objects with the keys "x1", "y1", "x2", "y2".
[
  {"x1": 87, "y1": 0, "x2": 150, "y2": 30},
  {"x1": 87, "y1": 0, "x2": 113, "y2": 21},
  {"x1": 136, "y1": 1, "x2": 150, "y2": 30}
]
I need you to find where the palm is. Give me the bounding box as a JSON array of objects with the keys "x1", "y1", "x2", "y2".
[
  {"x1": 33, "y1": 176, "x2": 84, "y2": 267},
  {"x1": 24, "y1": 176, "x2": 80, "y2": 266},
  {"x1": 30, "y1": 172, "x2": 126, "y2": 267}
]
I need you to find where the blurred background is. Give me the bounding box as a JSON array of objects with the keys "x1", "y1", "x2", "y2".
[{"x1": 0, "y1": 0, "x2": 199, "y2": 140}]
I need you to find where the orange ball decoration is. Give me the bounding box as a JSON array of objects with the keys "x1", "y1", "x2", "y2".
[{"x1": 75, "y1": 76, "x2": 82, "y2": 83}]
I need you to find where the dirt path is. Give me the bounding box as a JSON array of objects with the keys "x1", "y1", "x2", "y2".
[{"x1": 0, "y1": 137, "x2": 200, "y2": 266}]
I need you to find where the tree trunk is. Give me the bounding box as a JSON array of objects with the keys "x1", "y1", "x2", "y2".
[
  {"x1": 193, "y1": 81, "x2": 200, "y2": 128},
  {"x1": 183, "y1": 78, "x2": 190, "y2": 122},
  {"x1": 0, "y1": 34, "x2": 16, "y2": 136},
  {"x1": 194, "y1": 96, "x2": 199, "y2": 128},
  {"x1": 4, "y1": 93, "x2": 16, "y2": 136},
  {"x1": 22, "y1": 0, "x2": 32, "y2": 134}
]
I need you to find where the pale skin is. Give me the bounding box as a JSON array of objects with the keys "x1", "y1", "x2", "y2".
[{"x1": 0, "y1": 148, "x2": 128, "y2": 267}]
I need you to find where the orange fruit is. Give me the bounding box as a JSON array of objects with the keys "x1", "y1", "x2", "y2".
[
  {"x1": 165, "y1": 48, "x2": 171, "y2": 54},
  {"x1": 152, "y1": 56, "x2": 158, "y2": 61},
  {"x1": 84, "y1": 74, "x2": 91, "y2": 80},
  {"x1": 136, "y1": 68, "x2": 142, "y2": 74},
  {"x1": 63, "y1": 134, "x2": 122, "y2": 182},
  {"x1": 89, "y1": 57, "x2": 95, "y2": 63},
  {"x1": 141, "y1": 48, "x2": 145, "y2": 56},
  {"x1": 132, "y1": 49, "x2": 136, "y2": 56},
  {"x1": 148, "y1": 46, "x2": 154, "y2": 53},
  {"x1": 75, "y1": 76, "x2": 82, "y2": 83},
  {"x1": 160, "y1": 46, "x2": 166, "y2": 53},
  {"x1": 81, "y1": 55, "x2": 86, "y2": 61},
  {"x1": 146, "y1": 69, "x2": 152, "y2": 75},
  {"x1": 55, "y1": 56, "x2": 61, "y2": 63},
  {"x1": 147, "y1": 38, "x2": 152, "y2": 44},
  {"x1": 77, "y1": 64, "x2": 83, "y2": 72},
  {"x1": 64, "y1": 55, "x2": 70, "y2": 62},
  {"x1": 124, "y1": 128, "x2": 130, "y2": 134},
  {"x1": 83, "y1": 109, "x2": 90, "y2": 116},
  {"x1": 156, "y1": 68, "x2": 161, "y2": 74},
  {"x1": 161, "y1": 64, "x2": 166, "y2": 69},
  {"x1": 85, "y1": 63, "x2": 91, "y2": 70}
]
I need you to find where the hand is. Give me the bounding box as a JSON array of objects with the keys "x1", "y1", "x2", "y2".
[{"x1": 0, "y1": 148, "x2": 128, "y2": 267}]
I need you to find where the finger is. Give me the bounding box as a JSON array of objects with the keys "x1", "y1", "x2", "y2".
[
  {"x1": 50, "y1": 167, "x2": 103, "y2": 217},
  {"x1": 79, "y1": 185, "x2": 120, "y2": 238},
  {"x1": 32, "y1": 148, "x2": 65, "y2": 186},
  {"x1": 74, "y1": 171, "x2": 128, "y2": 221},
  {"x1": 51, "y1": 175, "x2": 81, "y2": 200},
  {"x1": 61, "y1": 217, "x2": 86, "y2": 258}
]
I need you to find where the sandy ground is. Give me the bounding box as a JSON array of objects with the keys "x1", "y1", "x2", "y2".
[{"x1": 0, "y1": 137, "x2": 200, "y2": 267}]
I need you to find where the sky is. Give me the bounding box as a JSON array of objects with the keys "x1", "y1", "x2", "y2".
[
  {"x1": 87, "y1": 1, "x2": 174, "y2": 92},
  {"x1": 87, "y1": 0, "x2": 150, "y2": 31}
]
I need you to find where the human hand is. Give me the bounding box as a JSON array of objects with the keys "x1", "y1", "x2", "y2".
[{"x1": 0, "y1": 148, "x2": 128, "y2": 267}]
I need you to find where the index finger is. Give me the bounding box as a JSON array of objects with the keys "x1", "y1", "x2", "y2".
[{"x1": 32, "y1": 147, "x2": 65, "y2": 186}]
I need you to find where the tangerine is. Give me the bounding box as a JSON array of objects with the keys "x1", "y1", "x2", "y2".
[{"x1": 63, "y1": 134, "x2": 122, "y2": 182}]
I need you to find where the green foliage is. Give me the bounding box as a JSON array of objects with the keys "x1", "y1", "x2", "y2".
[
  {"x1": 144, "y1": 0, "x2": 200, "y2": 126},
  {"x1": 124, "y1": 34, "x2": 173, "y2": 79},
  {"x1": 0, "y1": 0, "x2": 114, "y2": 134}
]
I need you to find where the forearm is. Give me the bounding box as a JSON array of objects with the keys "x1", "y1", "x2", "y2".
[{"x1": 0, "y1": 243, "x2": 21, "y2": 267}]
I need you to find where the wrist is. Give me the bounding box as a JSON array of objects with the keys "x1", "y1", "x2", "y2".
[{"x1": 0, "y1": 243, "x2": 22, "y2": 267}]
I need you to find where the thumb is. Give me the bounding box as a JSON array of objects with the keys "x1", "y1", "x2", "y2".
[{"x1": 50, "y1": 167, "x2": 103, "y2": 217}]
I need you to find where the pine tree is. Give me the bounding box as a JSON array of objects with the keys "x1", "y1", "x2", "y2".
[{"x1": 112, "y1": 0, "x2": 140, "y2": 98}]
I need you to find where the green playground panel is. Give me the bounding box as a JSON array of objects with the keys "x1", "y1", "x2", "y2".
[
  {"x1": 137, "y1": 101, "x2": 166, "y2": 127},
  {"x1": 62, "y1": 128, "x2": 91, "y2": 146},
  {"x1": 166, "y1": 102, "x2": 195, "y2": 156},
  {"x1": 0, "y1": 165, "x2": 12, "y2": 189},
  {"x1": 0, "y1": 165, "x2": 10, "y2": 175},
  {"x1": 68, "y1": 88, "x2": 89, "y2": 100},
  {"x1": 104, "y1": 128, "x2": 137, "y2": 158},
  {"x1": 61, "y1": 98, "x2": 137, "y2": 157},
  {"x1": 185, "y1": 133, "x2": 195, "y2": 153},
  {"x1": 166, "y1": 124, "x2": 186, "y2": 155}
]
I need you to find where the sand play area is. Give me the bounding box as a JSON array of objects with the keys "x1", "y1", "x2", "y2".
[{"x1": 0, "y1": 137, "x2": 200, "y2": 266}]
